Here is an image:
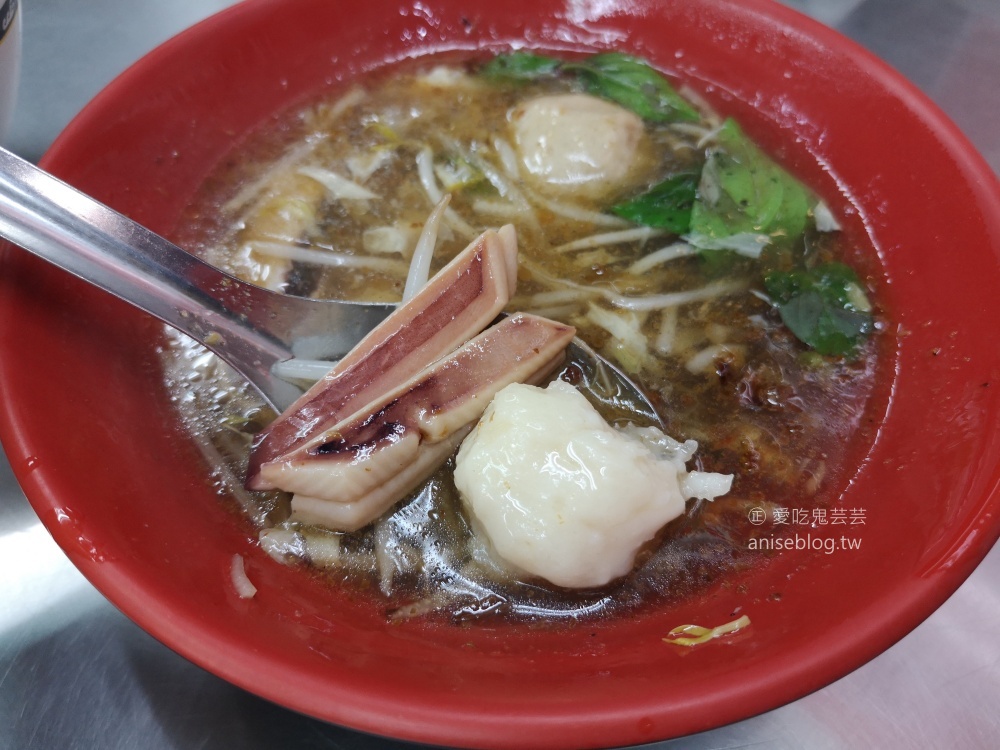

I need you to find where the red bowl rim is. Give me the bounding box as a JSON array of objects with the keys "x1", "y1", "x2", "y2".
[{"x1": 3, "y1": 0, "x2": 1000, "y2": 748}]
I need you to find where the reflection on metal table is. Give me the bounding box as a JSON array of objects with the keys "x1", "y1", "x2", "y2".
[{"x1": 1, "y1": 0, "x2": 998, "y2": 748}]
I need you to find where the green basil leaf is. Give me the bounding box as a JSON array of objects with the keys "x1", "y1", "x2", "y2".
[
  {"x1": 479, "y1": 52, "x2": 563, "y2": 82},
  {"x1": 570, "y1": 53, "x2": 700, "y2": 123},
  {"x1": 764, "y1": 263, "x2": 873, "y2": 356},
  {"x1": 690, "y1": 118, "x2": 813, "y2": 254},
  {"x1": 608, "y1": 171, "x2": 699, "y2": 232}
]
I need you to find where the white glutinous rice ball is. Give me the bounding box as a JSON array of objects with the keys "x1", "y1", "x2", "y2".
[{"x1": 454, "y1": 380, "x2": 732, "y2": 588}]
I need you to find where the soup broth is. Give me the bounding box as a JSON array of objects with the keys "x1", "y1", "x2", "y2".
[{"x1": 169, "y1": 55, "x2": 883, "y2": 623}]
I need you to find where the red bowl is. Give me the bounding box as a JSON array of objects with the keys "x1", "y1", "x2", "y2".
[{"x1": 2, "y1": 0, "x2": 1000, "y2": 747}]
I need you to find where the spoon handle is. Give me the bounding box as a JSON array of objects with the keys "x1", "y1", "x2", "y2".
[{"x1": 0, "y1": 144, "x2": 291, "y2": 355}]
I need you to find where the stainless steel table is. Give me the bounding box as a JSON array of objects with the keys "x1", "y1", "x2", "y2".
[{"x1": 2, "y1": 1, "x2": 998, "y2": 747}]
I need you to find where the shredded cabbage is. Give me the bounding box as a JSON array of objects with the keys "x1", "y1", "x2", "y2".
[
  {"x1": 415, "y1": 148, "x2": 477, "y2": 238},
  {"x1": 401, "y1": 194, "x2": 450, "y2": 302},
  {"x1": 297, "y1": 165, "x2": 377, "y2": 200},
  {"x1": 663, "y1": 614, "x2": 751, "y2": 646},
  {"x1": 244, "y1": 241, "x2": 408, "y2": 274},
  {"x1": 628, "y1": 242, "x2": 698, "y2": 274},
  {"x1": 272, "y1": 358, "x2": 337, "y2": 385},
  {"x1": 813, "y1": 200, "x2": 842, "y2": 232},
  {"x1": 553, "y1": 226, "x2": 667, "y2": 254}
]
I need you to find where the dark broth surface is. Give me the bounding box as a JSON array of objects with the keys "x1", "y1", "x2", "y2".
[{"x1": 169, "y1": 56, "x2": 884, "y2": 624}]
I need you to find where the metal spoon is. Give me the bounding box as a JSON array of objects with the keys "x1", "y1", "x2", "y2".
[
  {"x1": 0, "y1": 145, "x2": 662, "y2": 425},
  {"x1": 0, "y1": 145, "x2": 395, "y2": 411}
]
